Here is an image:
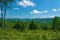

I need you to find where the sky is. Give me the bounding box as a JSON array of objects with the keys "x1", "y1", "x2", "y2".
[{"x1": 0, "y1": 0, "x2": 60, "y2": 19}]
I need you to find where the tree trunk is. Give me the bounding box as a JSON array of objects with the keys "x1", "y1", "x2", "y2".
[
  {"x1": 3, "y1": 5, "x2": 6, "y2": 29},
  {"x1": 1, "y1": 5, "x2": 4, "y2": 28}
]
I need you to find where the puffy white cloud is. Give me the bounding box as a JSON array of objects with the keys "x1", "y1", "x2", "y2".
[
  {"x1": 31, "y1": 10, "x2": 48, "y2": 14},
  {"x1": 43, "y1": 10, "x2": 48, "y2": 13},
  {"x1": 13, "y1": 8, "x2": 19, "y2": 10},
  {"x1": 31, "y1": 10, "x2": 41, "y2": 14},
  {"x1": 17, "y1": 0, "x2": 35, "y2": 8},
  {"x1": 48, "y1": 16, "x2": 55, "y2": 18},
  {"x1": 52, "y1": 9, "x2": 57, "y2": 12},
  {"x1": 41, "y1": 16, "x2": 55, "y2": 18}
]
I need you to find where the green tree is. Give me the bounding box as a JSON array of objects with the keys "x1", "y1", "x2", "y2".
[
  {"x1": 20, "y1": 22, "x2": 25, "y2": 31},
  {"x1": 52, "y1": 16, "x2": 60, "y2": 30},
  {"x1": 29, "y1": 19, "x2": 38, "y2": 30}
]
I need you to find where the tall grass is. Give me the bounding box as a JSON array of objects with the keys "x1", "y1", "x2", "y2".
[{"x1": 0, "y1": 28, "x2": 60, "y2": 40}]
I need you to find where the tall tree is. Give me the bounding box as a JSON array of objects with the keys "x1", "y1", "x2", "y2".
[
  {"x1": 0, "y1": 0, "x2": 4, "y2": 28},
  {"x1": 0, "y1": 0, "x2": 14, "y2": 29},
  {"x1": 52, "y1": 16, "x2": 60, "y2": 30}
]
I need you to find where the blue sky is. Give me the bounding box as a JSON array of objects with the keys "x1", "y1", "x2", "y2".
[{"x1": 0, "y1": 0, "x2": 60, "y2": 19}]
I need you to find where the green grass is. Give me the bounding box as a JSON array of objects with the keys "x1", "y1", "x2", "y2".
[{"x1": 0, "y1": 28, "x2": 60, "y2": 40}]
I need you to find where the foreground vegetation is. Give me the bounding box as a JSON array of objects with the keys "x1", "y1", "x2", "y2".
[
  {"x1": 0, "y1": 29, "x2": 60, "y2": 40},
  {"x1": 0, "y1": 16, "x2": 60, "y2": 40}
]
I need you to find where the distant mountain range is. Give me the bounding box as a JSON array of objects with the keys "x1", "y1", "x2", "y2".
[
  {"x1": 0, "y1": 17, "x2": 60, "y2": 23},
  {"x1": 4, "y1": 18, "x2": 53, "y2": 22}
]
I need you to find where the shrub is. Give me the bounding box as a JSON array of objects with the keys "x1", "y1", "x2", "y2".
[{"x1": 13, "y1": 20, "x2": 25, "y2": 32}]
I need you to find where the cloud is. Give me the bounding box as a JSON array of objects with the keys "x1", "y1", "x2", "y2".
[
  {"x1": 13, "y1": 8, "x2": 19, "y2": 10},
  {"x1": 17, "y1": 0, "x2": 35, "y2": 8},
  {"x1": 48, "y1": 16, "x2": 55, "y2": 18},
  {"x1": 0, "y1": 10, "x2": 1, "y2": 13},
  {"x1": 31, "y1": 10, "x2": 41, "y2": 14},
  {"x1": 40, "y1": 16, "x2": 55, "y2": 18},
  {"x1": 31, "y1": 10, "x2": 48, "y2": 14},
  {"x1": 43, "y1": 10, "x2": 48, "y2": 13},
  {"x1": 52, "y1": 9, "x2": 57, "y2": 12},
  {"x1": 58, "y1": 9, "x2": 60, "y2": 10}
]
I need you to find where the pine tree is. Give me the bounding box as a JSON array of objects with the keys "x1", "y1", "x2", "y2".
[
  {"x1": 29, "y1": 19, "x2": 38, "y2": 30},
  {"x1": 52, "y1": 16, "x2": 60, "y2": 30},
  {"x1": 20, "y1": 22, "x2": 25, "y2": 31}
]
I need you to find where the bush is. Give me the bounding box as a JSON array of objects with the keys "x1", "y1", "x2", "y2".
[{"x1": 13, "y1": 20, "x2": 25, "y2": 32}]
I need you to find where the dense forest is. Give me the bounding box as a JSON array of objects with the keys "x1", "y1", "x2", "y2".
[{"x1": 0, "y1": 16, "x2": 60, "y2": 40}]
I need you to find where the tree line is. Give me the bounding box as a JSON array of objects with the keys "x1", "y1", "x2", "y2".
[
  {"x1": 12, "y1": 16, "x2": 60, "y2": 32},
  {"x1": 0, "y1": 16, "x2": 60, "y2": 32}
]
